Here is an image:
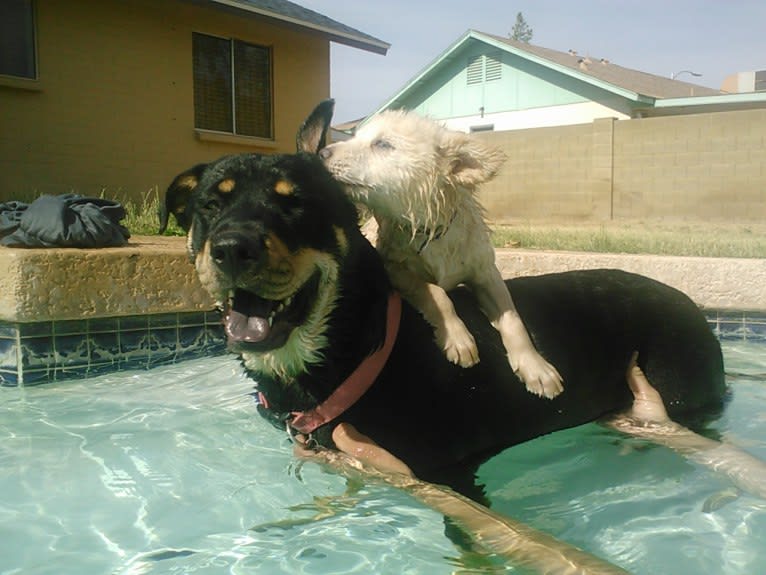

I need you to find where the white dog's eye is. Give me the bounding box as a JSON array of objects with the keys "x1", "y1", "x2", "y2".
[{"x1": 372, "y1": 138, "x2": 394, "y2": 151}]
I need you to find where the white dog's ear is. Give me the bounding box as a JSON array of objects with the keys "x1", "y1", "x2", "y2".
[
  {"x1": 441, "y1": 133, "x2": 506, "y2": 186},
  {"x1": 297, "y1": 99, "x2": 335, "y2": 153}
]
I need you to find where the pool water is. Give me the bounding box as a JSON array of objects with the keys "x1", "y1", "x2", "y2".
[{"x1": 1, "y1": 341, "x2": 764, "y2": 575}]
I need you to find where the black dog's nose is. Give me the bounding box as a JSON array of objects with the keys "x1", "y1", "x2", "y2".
[{"x1": 210, "y1": 231, "x2": 263, "y2": 276}]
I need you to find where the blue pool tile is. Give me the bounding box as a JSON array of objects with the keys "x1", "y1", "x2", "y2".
[
  {"x1": 179, "y1": 326, "x2": 206, "y2": 351},
  {"x1": 20, "y1": 338, "x2": 55, "y2": 369},
  {"x1": 54, "y1": 334, "x2": 90, "y2": 368},
  {"x1": 205, "y1": 325, "x2": 226, "y2": 346},
  {"x1": 119, "y1": 315, "x2": 149, "y2": 332},
  {"x1": 88, "y1": 362, "x2": 117, "y2": 377},
  {"x1": 0, "y1": 369, "x2": 19, "y2": 386},
  {"x1": 119, "y1": 355, "x2": 150, "y2": 371},
  {"x1": 0, "y1": 322, "x2": 17, "y2": 338},
  {"x1": 119, "y1": 330, "x2": 150, "y2": 354},
  {"x1": 0, "y1": 338, "x2": 19, "y2": 371},
  {"x1": 147, "y1": 329, "x2": 178, "y2": 365},
  {"x1": 150, "y1": 313, "x2": 180, "y2": 329},
  {"x1": 52, "y1": 365, "x2": 89, "y2": 382},
  {"x1": 147, "y1": 355, "x2": 179, "y2": 369},
  {"x1": 89, "y1": 332, "x2": 120, "y2": 365},
  {"x1": 204, "y1": 310, "x2": 223, "y2": 324},
  {"x1": 89, "y1": 317, "x2": 120, "y2": 334},
  {"x1": 743, "y1": 320, "x2": 766, "y2": 342},
  {"x1": 179, "y1": 312, "x2": 207, "y2": 327},
  {"x1": 54, "y1": 319, "x2": 88, "y2": 336},
  {"x1": 18, "y1": 322, "x2": 52, "y2": 338},
  {"x1": 22, "y1": 368, "x2": 53, "y2": 386}
]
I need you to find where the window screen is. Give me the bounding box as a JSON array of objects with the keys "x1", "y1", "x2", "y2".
[{"x1": 193, "y1": 33, "x2": 272, "y2": 138}]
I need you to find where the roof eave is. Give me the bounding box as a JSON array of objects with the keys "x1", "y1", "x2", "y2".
[
  {"x1": 207, "y1": 0, "x2": 390, "y2": 55},
  {"x1": 654, "y1": 92, "x2": 766, "y2": 108}
]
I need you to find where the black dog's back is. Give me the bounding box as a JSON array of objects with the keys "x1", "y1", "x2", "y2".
[
  {"x1": 342, "y1": 269, "x2": 726, "y2": 483},
  {"x1": 509, "y1": 270, "x2": 726, "y2": 419}
]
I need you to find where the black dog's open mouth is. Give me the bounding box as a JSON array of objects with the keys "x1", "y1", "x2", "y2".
[{"x1": 223, "y1": 272, "x2": 320, "y2": 350}]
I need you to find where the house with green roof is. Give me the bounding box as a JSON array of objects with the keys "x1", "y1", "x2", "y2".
[
  {"x1": 0, "y1": 0, "x2": 387, "y2": 203},
  {"x1": 368, "y1": 29, "x2": 766, "y2": 133}
]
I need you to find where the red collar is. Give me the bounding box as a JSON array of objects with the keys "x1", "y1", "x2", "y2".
[{"x1": 288, "y1": 292, "x2": 402, "y2": 435}]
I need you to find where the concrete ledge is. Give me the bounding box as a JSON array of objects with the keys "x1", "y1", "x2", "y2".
[
  {"x1": 0, "y1": 236, "x2": 216, "y2": 323},
  {"x1": 496, "y1": 249, "x2": 766, "y2": 312},
  {"x1": 1, "y1": 239, "x2": 764, "y2": 325}
]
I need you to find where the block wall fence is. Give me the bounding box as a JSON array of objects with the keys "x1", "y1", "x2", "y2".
[{"x1": 474, "y1": 108, "x2": 766, "y2": 222}]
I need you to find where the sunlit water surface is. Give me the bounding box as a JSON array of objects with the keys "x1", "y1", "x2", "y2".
[{"x1": 1, "y1": 341, "x2": 764, "y2": 574}]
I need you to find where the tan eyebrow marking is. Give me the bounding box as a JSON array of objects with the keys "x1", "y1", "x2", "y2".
[
  {"x1": 218, "y1": 178, "x2": 236, "y2": 193},
  {"x1": 274, "y1": 179, "x2": 294, "y2": 196}
]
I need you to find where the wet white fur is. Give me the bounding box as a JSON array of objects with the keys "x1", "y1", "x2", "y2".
[{"x1": 322, "y1": 110, "x2": 563, "y2": 398}]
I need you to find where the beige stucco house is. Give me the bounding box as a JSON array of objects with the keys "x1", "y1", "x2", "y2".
[{"x1": 0, "y1": 0, "x2": 388, "y2": 203}]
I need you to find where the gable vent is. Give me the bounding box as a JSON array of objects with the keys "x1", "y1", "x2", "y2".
[
  {"x1": 467, "y1": 55, "x2": 483, "y2": 85},
  {"x1": 485, "y1": 52, "x2": 502, "y2": 81},
  {"x1": 466, "y1": 52, "x2": 502, "y2": 85}
]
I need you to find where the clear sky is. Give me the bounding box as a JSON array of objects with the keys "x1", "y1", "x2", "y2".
[{"x1": 295, "y1": 0, "x2": 766, "y2": 123}]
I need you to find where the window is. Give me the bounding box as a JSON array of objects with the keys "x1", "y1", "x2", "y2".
[
  {"x1": 466, "y1": 52, "x2": 502, "y2": 85},
  {"x1": 192, "y1": 32, "x2": 272, "y2": 138},
  {"x1": 0, "y1": 0, "x2": 36, "y2": 79}
]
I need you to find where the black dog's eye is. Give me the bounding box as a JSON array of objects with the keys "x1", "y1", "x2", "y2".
[{"x1": 372, "y1": 138, "x2": 394, "y2": 151}]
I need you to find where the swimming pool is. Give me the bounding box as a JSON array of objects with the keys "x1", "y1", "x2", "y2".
[{"x1": 1, "y1": 340, "x2": 764, "y2": 574}]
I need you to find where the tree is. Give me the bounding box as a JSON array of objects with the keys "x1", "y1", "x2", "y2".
[{"x1": 510, "y1": 12, "x2": 533, "y2": 43}]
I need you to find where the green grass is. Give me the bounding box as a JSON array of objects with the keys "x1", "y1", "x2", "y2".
[
  {"x1": 2, "y1": 187, "x2": 184, "y2": 236},
  {"x1": 490, "y1": 221, "x2": 766, "y2": 259},
  {"x1": 122, "y1": 188, "x2": 184, "y2": 236},
  {"x1": 11, "y1": 188, "x2": 765, "y2": 256}
]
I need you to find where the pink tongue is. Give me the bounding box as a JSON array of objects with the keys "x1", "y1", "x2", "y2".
[{"x1": 225, "y1": 309, "x2": 270, "y2": 343}]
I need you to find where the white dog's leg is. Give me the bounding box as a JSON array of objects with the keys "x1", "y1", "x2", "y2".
[
  {"x1": 389, "y1": 266, "x2": 480, "y2": 367},
  {"x1": 473, "y1": 271, "x2": 563, "y2": 398},
  {"x1": 422, "y1": 282, "x2": 480, "y2": 367},
  {"x1": 605, "y1": 353, "x2": 766, "y2": 501}
]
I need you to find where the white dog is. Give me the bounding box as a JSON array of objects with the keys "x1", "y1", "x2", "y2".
[{"x1": 320, "y1": 110, "x2": 563, "y2": 398}]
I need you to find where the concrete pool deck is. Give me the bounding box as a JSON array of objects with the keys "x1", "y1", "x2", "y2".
[
  {"x1": 1, "y1": 237, "x2": 764, "y2": 385},
  {"x1": 1, "y1": 237, "x2": 764, "y2": 321},
  {"x1": 494, "y1": 248, "x2": 766, "y2": 313}
]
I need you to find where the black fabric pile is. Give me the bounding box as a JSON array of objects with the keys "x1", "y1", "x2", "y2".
[{"x1": 0, "y1": 194, "x2": 130, "y2": 248}]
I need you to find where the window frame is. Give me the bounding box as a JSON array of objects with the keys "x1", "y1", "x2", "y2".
[
  {"x1": 192, "y1": 31, "x2": 273, "y2": 141},
  {"x1": 0, "y1": 0, "x2": 38, "y2": 83}
]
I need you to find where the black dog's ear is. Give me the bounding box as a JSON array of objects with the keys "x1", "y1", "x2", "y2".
[
  {"x1": 159, "y1": 163, "x2": 207, "y2": 233},
  {"x1": 296, "y1": 99, "x2": 334, "y2": 154}
]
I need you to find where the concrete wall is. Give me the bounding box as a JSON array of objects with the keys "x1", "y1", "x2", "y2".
[
  {"x1": 475, "y1": 108, "x2": 766, "y2": 222},
  {"x1": 0, "y1": 0, "x2": 330, "y2": 204}
]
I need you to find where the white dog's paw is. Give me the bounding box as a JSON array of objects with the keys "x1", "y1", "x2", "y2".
[
  {"x1": 437, "y1": 324, "x2": 480, "y2": 368},
  {"x1": 511, "y1": 351, "x2": 564, "y2": 399}
]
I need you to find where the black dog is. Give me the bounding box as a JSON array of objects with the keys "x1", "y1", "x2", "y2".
[{"x1": 162, "y1": 101, "x2": 726, "y2": 499}]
